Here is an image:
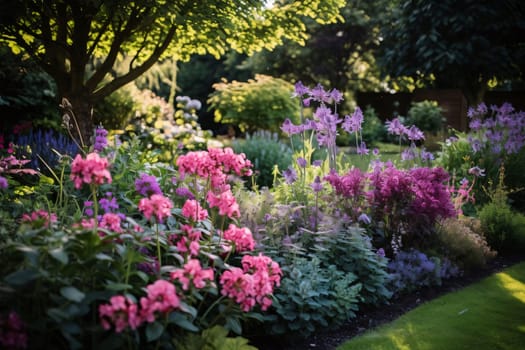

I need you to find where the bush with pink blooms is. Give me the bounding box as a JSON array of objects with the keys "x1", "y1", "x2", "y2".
[{"x1": 0, "y1": 133, "x2": 280, "y2": 349}]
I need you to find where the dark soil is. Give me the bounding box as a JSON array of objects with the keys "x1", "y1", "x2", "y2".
[{"x1": 251, "y1": 254, "x2": 525, "y2": 350}]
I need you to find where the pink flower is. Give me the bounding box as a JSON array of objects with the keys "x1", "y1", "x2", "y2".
[
  {"x1": 219, "y1": 267, "x2": 256, "y2": 312},
  {"x1": 98, "y1": 295, "x2": 141, "y2": 333},
  {"x1": 20, "y1": 209, "x2": 57, "y2": 229},
  {"x1": 181, "y1": 199, "x2": 208, "y2": 222},
  {"x1": 138, "y1": 194, "x2": 173, "y2": 222},
  {"x1": 222, "y1": 224, "x2": 255, "y2": 252},
  {"x1": 70, "y1": 152, "x2": 112, "y2": 189},
  {"x1": 98, "y1": 213, "x2": 123, "y2": 233},
  {"x1": 139, "y1": 280, "x2": 180, "y2": 323},
  {"x1": 171, "y1": 259, "x2": 214, "y2": 291},
  {"x1": 206, "y1": 189, "x2": 240, "y2": 218}
]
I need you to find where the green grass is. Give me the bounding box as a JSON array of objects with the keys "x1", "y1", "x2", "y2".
[{"x1": 338, "y1": 261, "x2": 525, "y2": 350}]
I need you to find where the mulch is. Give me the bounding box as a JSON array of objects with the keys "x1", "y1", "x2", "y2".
[{"x1": 251, "y1": 254, "x2": 525, "y2": 350}]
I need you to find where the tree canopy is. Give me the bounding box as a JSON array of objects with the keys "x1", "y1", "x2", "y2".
[
  {"x1": 378, "y1": 0, "x2": 525, "y2": 106},
  {"x1": 0, "y1": 0, "x2": 345, "y2": 145}
]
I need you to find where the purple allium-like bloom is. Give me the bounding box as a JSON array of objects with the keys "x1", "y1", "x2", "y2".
[
  {"x1": 310, "y1": 83, "x2": 330, "y2": 103},
  {"x1": 310, "y1": 176, "x2": 323, "y2": 193},
  {"x1": 469, "y1": 118, "x2": 482, "y2": 130},
  {"x1": 358, "y1": 213, "x2": 371, "y2": 225},
  {"x1": 385, "y1": 117, "x2": 407, "y2": 136},
  {"x1": 293, "y1": 81, "x2": 310, "y2": 97},
  {"x1": 342, "y1": 107, "x2": 364, "y2": 133},
  {"x1": 401, "y1": 147, "x2": 416, "y2": 161},
  {"x1": 297, "y1": 157, "x2": 307, "y2": 168},
  {"x1": 84, "y1": 201, "x2": 94, "y2": 217},
  {"x1": 406, "y1": 125, "x2": 425, "y2": 141},
  {"x1": 330, "y1": 88, "x2": 344, "y2": 104},
  {"x1": 468, "y1": 166, "x2": 485, "y2": 177},
  {"x1": 468, "y1": 136, "x2": 483, "y2": 153},
  {"x1": 135, "y1": 174, "x2": 162, "y2": 197},
  {"x1": 372, "y1": 148, "x2": 380, "y2": 156},
  {"x1": 312, "y1": 159, "x2": 323, "y2": 167},
  {"x1": 420, "y1": 148, "x2": 434, "y2": 162},
  {"x1": 93, "y1": 126, "x2": 108, "y2": 152},
  {"x1": 0, "y1": 176, "x2": 7, "y2": 189},
  {"x1": 376, "y1": 248, "x2": 385, "y2": 257},
  {"x1": 281, "y1": 118, "x2": 302, "y2": 136},
  {"x1": 356, "y1": 141, "x2": 369, "y2": 155},
  {"x1": 283, "y1": 167, "x2": 298, "y2": 184}
]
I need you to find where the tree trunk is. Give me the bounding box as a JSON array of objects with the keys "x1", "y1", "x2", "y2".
[
  {"x1": 460, "y1": 80, "x2": 487, "y2": 108},
  {"x1": 61, "y1": 94, "x2": 95, "y2": 149}
]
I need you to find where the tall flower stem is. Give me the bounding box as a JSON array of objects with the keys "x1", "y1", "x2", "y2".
[{"x1": 155, "y1": 222, "x2": 162, "y2": 269}]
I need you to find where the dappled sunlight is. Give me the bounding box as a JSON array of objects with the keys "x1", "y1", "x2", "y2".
[{"x1": 496, "y1": 271, "x2": 525, "y2": 303}]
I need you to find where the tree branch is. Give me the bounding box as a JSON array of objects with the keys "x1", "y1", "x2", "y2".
[{"x1": 92, "y1": 24, "x2": 177, "y2": 101}]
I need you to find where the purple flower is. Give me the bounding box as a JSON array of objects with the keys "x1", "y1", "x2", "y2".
[
  {"x1": 310, "y1": 83, "x2": 330, "y2": 103},
  {"x1": 135, "y1": 174, "x2": 162, "y2": 197},
  {"x1": 84, "y1": 201, "x2": 93, "y2": 217},
  {"x1": 296, "y1": 157, "x2": 307, "y2": 168},
  {"x1": 372, "y1": 148, "x2": 380, "y2": 156},
  {"x1": 175, "y1": 187, "x2": 195, "y2": 200},
  {"x1": 293, "y1": 81, "x2": 310, "y2": 97},
  {"x1": 386, "y1": 117, "x2": 408, "y2": 136},
  {"x1": 377, "y1": 248, "x2": 385, "y2": 257},
  {"x1": 312, "y1": 160, "x2": 323, "y2": 167},
  {"x1": 420, "y1": 149, "x2": 434, "y2": 162},
  {"x1": 99, "y1": 193, "x2": 119, "y2": 213},
  {"x1": 93, "y1": 126, "x2": 108, "y2": 152},
  {"x1": 406, "y1": 125, "x2": 425, "y2": 141},
  {"x1": 330, "y1": 88, "x2": 344, "y2": 104},
  {"x1": 358, "y1": 213, "x2": 371, "y2": 225},
  {"x1": 310, "y1": 176, "x2": 323, "y2": 192},
  {"x1": 469, "y1": 118, "x2": 482, "y2": 130},
  {"x1": 0, "y1": 176, "x2": 7, "y2": 189},
  {"x1": 401, "y1": 147, "x2": 416, "y2": 161},
  {"x1": 356, "y1": 141, "x2": 369, "y2": 155},
  {"x1": 342, "y1": 107, "x2": 364, "y2": 134},
  {"x1": 281, "y1": 118, "x2": 301, "y2": 136},
  {"x1": 468, "y1": 166, "x2": 485, "y2": 177},
  {"x1": 283, "y1": 167, "x2": 298, "y2": 184}
]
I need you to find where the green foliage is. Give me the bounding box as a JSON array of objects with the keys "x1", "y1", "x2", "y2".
[
  {"x1": 436, "y1": 217, "x2": 497, "y2": 271},
  {"x1": 232, "y1": 131, "x2": 293, "y2": 189},
  {"x1": 478, "y1": 201, "x2": 525, "y2": 254},
  {"x1": 174, "y1": 325, "x2": 258, "y2": 350},
  {"x1": 379, "y1": 0, "x2": 525, "y2": 104},
  {"x1": 405, "y1": 100, "x2": 445, "y2": 135},
  {"x1": 208, "y1": 75, "x2": 300, "y2": 133},
  {"x1": 93, "y1": 84, "x2": 137, "y2": 130},
  {"x1": 268, "y1": 255, "x2": 361, "y2": 338},
  {"x1": 314, "y1": 227, "x2": 392, "y2": 305},
  {"x1": 121, "y1": 89, "x2": 214, "y2": 163}
]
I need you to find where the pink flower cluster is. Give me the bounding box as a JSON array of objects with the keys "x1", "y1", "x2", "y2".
[
  {"x1": 171, "y1": 259, "x2": 214, "y2": 291},
  {"x1": 98, "y1": 213, "x2": 123, "y2": 233},
  {"x1": 174, "y1": 224, "x2": 202, "y2": 257},
  {"x1": 181, "y1": 199, "x2": 208, "y2": 222},
  {"x1": 176, "y1": 148, "x2": 252, "y2": 219},
  {"x1": 99, "y1": 280, "x2": 180, "y2": 333},
  {"x1": 138, "y1": 194, "x2": 173, "y2": 223},
  {"x1": 220, "y1": 254, "x2": 281, "y2": 312},
  {"x1": 70, "y1": 152, "x2": 112, "y2": 189},
  {"x1": 20, "y1": 209, "x2": 57, "y2": 229},
  {"x1": 222, "y1": 224, "x2": 255, "y2": 253},
  {"x1": 0, "y1": 311, "x2": 27, "y2": 349}
]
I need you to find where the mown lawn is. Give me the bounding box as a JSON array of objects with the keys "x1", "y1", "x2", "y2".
[{"x1": 338, "y1": 261, "x2": 525, "y2": 350}]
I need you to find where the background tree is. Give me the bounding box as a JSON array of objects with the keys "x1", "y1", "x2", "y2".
[
  {"x1": 378, "y1": 0, "x2": 525, "y2": 106},
  {"x1": 0, "y1": 0, "x2": 345, "y2": 146}
]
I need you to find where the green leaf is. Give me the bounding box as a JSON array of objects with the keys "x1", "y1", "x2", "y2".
[
  {"x1": 95, "y1": 253, "x2": 113, "y2": 261},
  {"x1": 50, "y1": 247, "x2": 69, "y2": 264},
  {"x1": 60, "y1": 286, "x2": 85, "y2": 303},
  {"x1": 145, "y1": 321, "x2": 164, "y2": 342},
  {"x1": 225, "y1": 317, "x2": 242, "y2": 335},
  {"x1": 105, "y1": 282, "x2": 132, "y2": 291},
  {"x1": 169, "y1": 313, "x2": 199, "y2": 332},
  {"x1": 4, "y1": 269, "x2": 40, "y2": 286}
]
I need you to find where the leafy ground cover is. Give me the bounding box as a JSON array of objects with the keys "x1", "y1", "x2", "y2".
[{"x1": 258, "y1": 255, "x2": 524, "y2": 350}]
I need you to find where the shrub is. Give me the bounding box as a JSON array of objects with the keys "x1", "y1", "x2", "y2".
[
  {"x1": 405, "y1": 100, "x2": 445, "y2": 135},
  {"x1": 232, "y1": 131, "x2": 293, "y2": 189},
  {"x1": 266, "y1": 255, "x2": 361, "y2": 338},
  {"x1": 478, "y1": 201, "x2": 525, "y2": 254},
  {"x1": 436, "y1": 217, "x2": 496, "y2": 271},
  {"x1": 208, "y1": 74, "x2": 300, "y2": 134},
  {"x1": 387, "y1": 249, "x2": 459, "y2": 295}
]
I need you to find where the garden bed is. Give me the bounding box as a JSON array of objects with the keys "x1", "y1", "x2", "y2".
[{"x1": 253, "y1": 254, "x2": 525, "y2": 350}]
